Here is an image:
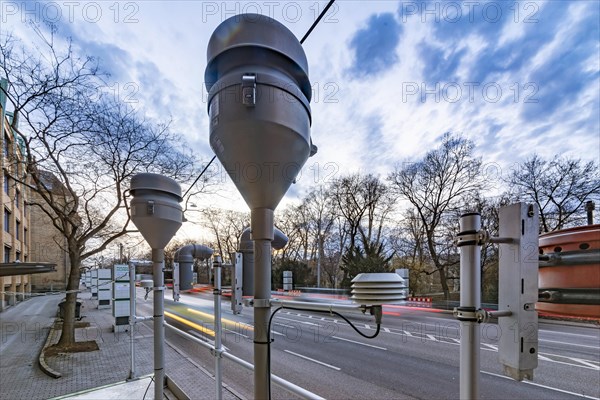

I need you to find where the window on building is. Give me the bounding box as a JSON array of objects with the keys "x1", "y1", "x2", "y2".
[
  {"x1": 23, "y1": 228, "x2": 27, "y2": 245},
  {"x1": 3, "y1": 134, "x2": 10, "y2": 158},
  {"x1": 15, "y1": 219, "x2": 20, "y2": 240},
  {"x1": 15, "y1": 251, "x2": 20, "y2": 262},
  {"x1": 3, "y1": 246, "x2": 10, "y2": 263},
  {"x1": 4, "y1": 208, "x2": 10, "y2": 233},
  {"x1": 3, "y1": 173, "x2": 8, "y2": 194},
  {"x1": 15, "y1": 189, "x2": 20, "y2": 208}
]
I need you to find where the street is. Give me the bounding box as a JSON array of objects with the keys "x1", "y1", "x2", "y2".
[{"x1": 136, "y1": 288, "x2": 600, "y2": 400}]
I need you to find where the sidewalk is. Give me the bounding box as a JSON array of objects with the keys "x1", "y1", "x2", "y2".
[{"x1": 0, "y1": 290, "x2": 242, "y2": 400}]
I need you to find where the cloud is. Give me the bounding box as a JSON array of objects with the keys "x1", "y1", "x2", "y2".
[
  {"x1": 348, "y1": 13, "x2": 402, "y2": 78},
  {"x1": 521, "y1": 3, "x2": 600, "y2": 121},
  {"x1": 418, "y1": 42, "x2": 466, "y2": 83}
]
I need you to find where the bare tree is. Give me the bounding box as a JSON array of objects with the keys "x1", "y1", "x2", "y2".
[
  {"x1": 330, "y1": 173, "x2": 394, "y2": 248},
  {"x1": 389, "y1": 209, "x2": 431, "y2": 295},
  {"x1": 198, "y1": 207, "x2": 249, "y2": 262},
  {"x1": 275, "y1": 204, "x2": 310, "y2": 263},
  {"x1": 303, "y1": 186, "x2": 335, "y2": 287},
  {"x1": 329, "y1": 173, "x2": 395, "y2": 287},
  {"x1": 0, "y1": 31, "x2": 203, "y2": 349},
  {"x1": 507, "y1": 154, "x2": 600, "y2": 232},
  {"x1": 389, "y1": 133, "x2": 482, "y2": 299}
]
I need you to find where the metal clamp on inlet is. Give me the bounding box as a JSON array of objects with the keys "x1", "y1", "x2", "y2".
[
  {"x1": 456, "y1": 230, "x2": 486, "y2": 247},
  {"x1": 453, "y1": 307, "x2": 485, "y2": 323},
  {"x1": 211, "y1": 348, "x2": 224, "y2": 358},
  {"x1": 456, "y1": 229, "x2": 517, "y2": 247},
  {"x1": 242, "y1": 298, "x2": 271, "y2": 308}
]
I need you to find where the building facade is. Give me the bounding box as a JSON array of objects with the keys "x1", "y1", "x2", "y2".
[
  {"x1": 28, "y1": 173, "x2": 71, "y2": 292},
  {"x1": 0, "y1": 99, "x2": 32, "y2": 310},
  {"x1": 0, "y1": 89, "x2": 71, "y2": 310}
]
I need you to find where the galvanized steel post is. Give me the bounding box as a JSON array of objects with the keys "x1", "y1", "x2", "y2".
[
  {"x1": 457, "y1": 212, "x2": 482, "y2": 400},
  {"x1": 213, "y1": 256, "x2": 223, "y2": 400}
]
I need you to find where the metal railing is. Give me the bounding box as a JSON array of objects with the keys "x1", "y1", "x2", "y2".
[{"x1": 164, "y1": 322, "x2": 325, "y2": 400}]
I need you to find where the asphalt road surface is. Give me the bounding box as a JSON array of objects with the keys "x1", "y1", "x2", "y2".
[{"x1": 135, "y1": 288, "x2": 600, "y2": 400}]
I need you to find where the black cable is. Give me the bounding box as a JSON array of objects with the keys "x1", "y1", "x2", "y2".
[
  {"x1": 182, "y1": 154, "x2": 217, "y2": 198},
  {"x1": 300, "y1": 0, "x2": 336, "y2": 44},
  {"x1": 269, "y1": 305, "x2": 380, "y2": 339},
  {"x1": 142, "y1": 376, "x2": 154, "y2": 400},
  {"x1": 266, "y1": 304, "x2": 381, "y2": 398}
]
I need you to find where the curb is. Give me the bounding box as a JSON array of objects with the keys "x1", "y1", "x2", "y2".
[{"x1": 38, "y1": 321, "x2": 62, "y2": 379}]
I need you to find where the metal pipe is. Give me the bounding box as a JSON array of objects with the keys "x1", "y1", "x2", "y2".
[
  {"x1": 458, "y1": 212, "x2": 481, "y2": 400},
  {"x1": 538, "y1": 249, "x2": 600, "y2": 267},
  {"x1": 487, "y1": 310, "x2": 512, "y2": 318},
  {"x1": 538, "y1": 289, "x2": 600, "y2": 304},
  {"x1": 152, "y1": 248, "x2": 165, "y2": 400},
  {"x1": 488, "y1": 237, "x2": 516, "y2": 244},
  {"x1": 251, "y1": 208, "x2": 274, "y2": 400},
  {"x1": 586, "y1": 200, "x2": 595, "y2": 225},
  {"x1": 175, "y1": 244, "x2": 214, "y2": 290},
  {"x1": 239, "y1": 226, "x2": 288, "y2": 297},
  {"x1": 270, "y1": 299, "x2": 367, "y2": 313},
  {"x1": 213, "y1": 256, "x2": 223, "y2": 400},
  {"x1": 164, "y1": 322, "x2": 325, "y2": 399},
  {"x1": 128, "y1": 262, "x2": 136, "y2": 380}
]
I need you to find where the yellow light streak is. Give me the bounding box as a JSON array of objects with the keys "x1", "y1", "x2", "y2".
[
  {"x1": 164, "y1": 311, "x2": 215, "y2": 337},
  {"x1": 186, "y1": 308, "x2": 254, "y2": 331}
]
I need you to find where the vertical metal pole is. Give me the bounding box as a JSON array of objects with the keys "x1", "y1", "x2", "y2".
[
  {"x1": 586, "y1": 200, "x2": 595, "y2": 225},
  {"x1": 213, "y1": 256, "x2": 223, "y2": 400},
  {"x1": 128, "y1": 263, "x2": 136, "y2": 380},
  {"x1": 152, "y1": 248, "x2": 165, "y2": 400},
  {"x1": 316, "y1": 235, "x2": 321, "y2": 288},
  {"x1": 458, "y1": 213, "x2": 482, "y2": 400},
  {"x1": 252, "y1": 208, "x2": 274, "y2": 400}
]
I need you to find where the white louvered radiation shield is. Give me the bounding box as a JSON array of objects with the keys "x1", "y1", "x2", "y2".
[{"x1": 351, "y1": 273, "x2": 408, "y2": 305}]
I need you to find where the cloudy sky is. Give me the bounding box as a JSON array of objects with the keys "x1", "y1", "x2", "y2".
[{"x1": 2, "y1": 0, "x2": 599, "y2": 216}]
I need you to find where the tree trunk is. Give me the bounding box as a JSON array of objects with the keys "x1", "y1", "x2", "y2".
[
  {"x1": 426, "y1": 232, "x2": 450, "y2": 300},
  {"x1": 57, "y1": 251, "x2": 81, "y2": 347},
  {"x1": 438, "y1": 265, "x2": 450, "y2": 300}
]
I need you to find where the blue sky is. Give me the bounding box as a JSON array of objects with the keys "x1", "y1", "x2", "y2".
[{"x1": 2, "y1": 0, "x2": 599, "y2": 213}]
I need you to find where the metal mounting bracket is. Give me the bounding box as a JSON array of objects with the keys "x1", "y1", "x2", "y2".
[{"x1": 242, "y1": 74, "x2": 256, "y2": 106}]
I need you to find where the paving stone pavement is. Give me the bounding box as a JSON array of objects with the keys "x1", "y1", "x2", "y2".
[{"x1": 0, "y1": 290, "x2": 242, "y2": 400}]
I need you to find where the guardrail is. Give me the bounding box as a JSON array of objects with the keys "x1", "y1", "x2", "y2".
[{"x1": 164, "y1": 322, "x2": 325, "y2": 400}]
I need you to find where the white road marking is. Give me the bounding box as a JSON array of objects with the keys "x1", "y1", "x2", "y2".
[
  {"x1": 538, "y1": 354, "x2": 553, "y2": 361},
  {"x1": 571, "y1": 358, "x2": 600, "y2": 370},
  {"x1": 331, "y1": 336, "x2": 387, "y2": 350},
  {"x1": 426, "y1": 334, "x2": 438, "y2": 341},
  {"x1": 284, "y1": 350, "x2": 341, "y2": 371},
  {"x1": 301, "y1": 321, "x2": 319, "y2": 326},
  {"x1": 540, "y1": 338, "x2": 600, "y2": 349},
  {"x1": 540, "y1": 329, "x2": 600, "y2": 339},
  {"x1": 403, "y1": 331, "x2": 413, "y2": 337},
  {"x1": 482, "y1": 343, "x2": 498, "y2": 351},
  {"x1": 276, "y1": 316, "x2": 319, "y2": 326},
  {"x1": 224, "y1": 328, "x2": 249, "y2": 339},
  {"x1": 273, "y1": 322, "x2": 299, "y2": 329},
  {"x1": 482, "y1": 371, "x2": 600, "y2": 400},
  {"x1": 364, "y1": 324, "x2": 371, "y2": 329},
  {"x1": 451, "y1": 338, "x2": 461, "y2": 343},
  {"x1": 383, "y1": 327, "x2": 391, "y2": 333}
]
